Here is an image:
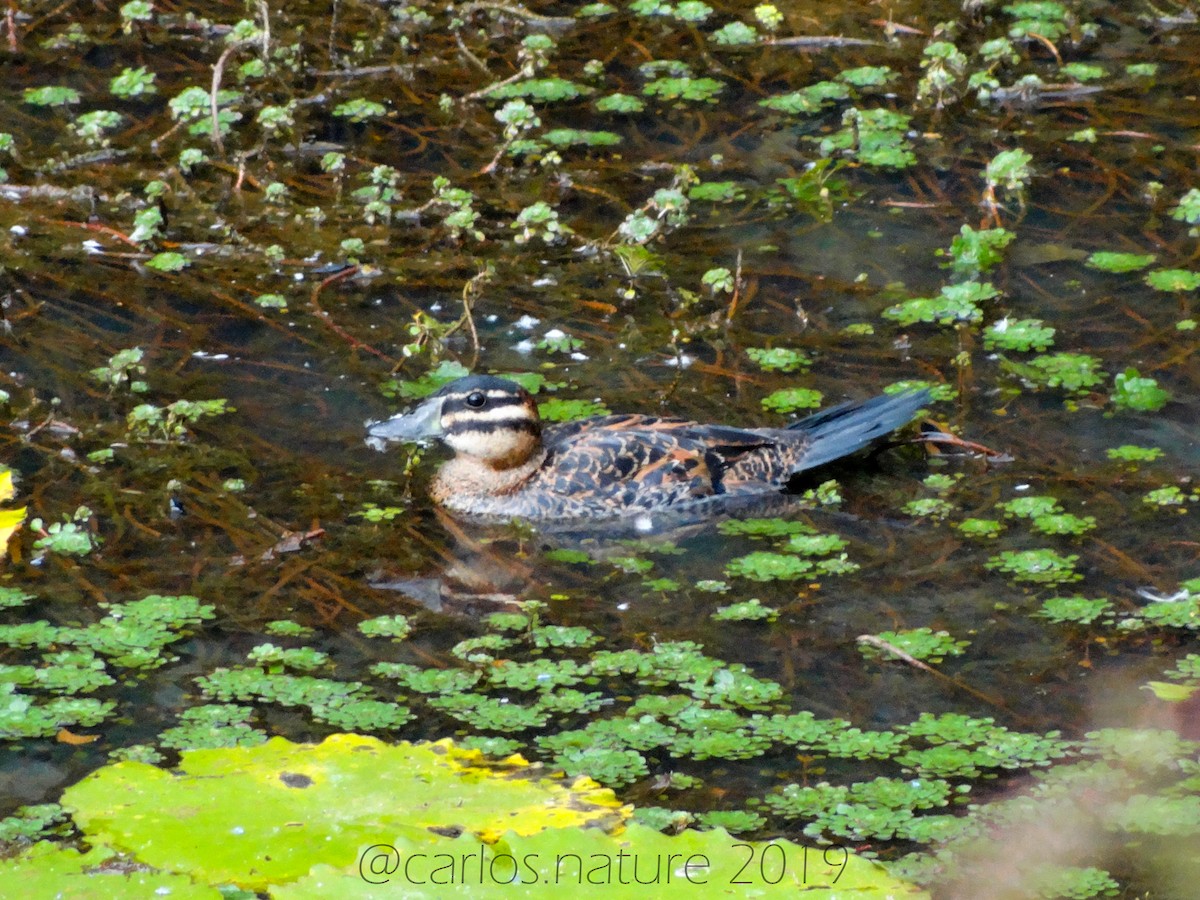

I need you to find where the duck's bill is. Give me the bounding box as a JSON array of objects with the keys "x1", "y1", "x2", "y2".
[{"x1": 365, "y1": 396, "x2": 443, "y2": 449}]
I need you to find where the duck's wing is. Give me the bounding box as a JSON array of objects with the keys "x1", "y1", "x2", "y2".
[{"x1": 541, "y1": 418, "x2": 781, "y2": 505}]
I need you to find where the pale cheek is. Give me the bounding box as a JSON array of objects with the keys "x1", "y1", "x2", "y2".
[{"x1": 447, "y1": 429, "x2": 532, "y2": 462}]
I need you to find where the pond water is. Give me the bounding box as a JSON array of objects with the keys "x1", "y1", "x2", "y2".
[{"x1": 0, "y1": 0, "x2": 1198, "y2": 896}]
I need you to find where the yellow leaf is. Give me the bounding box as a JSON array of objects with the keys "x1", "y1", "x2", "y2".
[
  {"x1": 0, "y1": 505, "x2": 25, "y2": 558},
  {"x1": 0, "y1": 469, "x2": 12, "y2": 502}
]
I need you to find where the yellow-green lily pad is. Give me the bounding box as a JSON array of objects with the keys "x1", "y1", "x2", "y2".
[
  {"x1": 62, "y1": 734, "x2": 627, "y2": 890},
  {"x1": 0, "y1": 841, "x2": 221, "y2": 899}
]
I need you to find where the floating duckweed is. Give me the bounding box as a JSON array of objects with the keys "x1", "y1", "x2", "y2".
[
  {"x1": 429, "y1": 693, "x2": 549, "y2": 731},
  {"x1": 822, "y1": 728, "x2": 907, "y2": 761},
  {"x1": 725, "y1": 551, "x2": 814, "y2": 581},
  {"x1": 696, "y1": 809, "x2": 765, "y2": 833},
  {"x1": 694, "y1": 579, "x2": 730, "y2": 592},
  {"x1": 531, "y1": 625, "x2": 599, "y2": 649},
  {"x1": 314, "y1": 698, "x2": 413, "y2": 731},
  {"x1": 1031, "y1": 513, "x2": 1097, "y2": 536},
  {"x1": 745, "y1": 346, "x2": 810, "y2": 372},
  {"x1": 633, "y1": 806, "x2": 695, "y2": 831},
  {"x1": 838, "y1": 66, "x2": 896, "y2": 88},
  {"x1": 986, "y1": 549, "x2": 1082, "y2": 584},
  {"x1": 684, "y1": 664, "x2": 783, "y2": 710},
  {"x1": 785, "y1": 533, "x2": 848, "y2": 555},
  {"x1": 717, "y1": 518, "x2": 815, "y2": 538},
  {"x1": 1106, "y1": 444, "x2": 1162, "y2": 463},
  {"x1": 759, "y1": 81, "x2": 850, "y2": 115},
  {"x1": 1144, "y1": 268, "x2": 1200, "y2": 291},
  {"x1": 487, "y1": 659, "x2": 587, "y2": 691},
  {"x1": 543, "y1": 547, "x2": 594, "y2": 564},
  {"x1": 158, "y1": 704, "x2": 266, "y2": 750},
  {"x1": 484, "y1": 611, "x2": 531, "y2": 632},
  {"x1": 0, "y1": 684, "x2": 115, "y2": 739},
  {"x1": 983, "y1": 317, "x2": 1056, "y2": 351},
  {"x1": 198, "y1": 668, "x2": 369, "y2": 710},
  {"x1": 0, "y1": 587, "x2": 33, "y2": 609},
  {"x1": 709, "y1": 21, "x2": 759, "y2": 45},
  {"x1": 247, "y1": 644, "x2": 329, "y2": 672},
  {"x1": 1014, "y1": 352, "x2": 1105, "y2": 392},
  {"x1": 711, "y1": 599, "x2": 778, "y2": 622},
  {"x1": 997, "y1": 495, "x2": 1063, "y2": 518},
  {"x1": 958, "y1": 518, "x2": 1005, "y2": 539},
  {"x1": 370, "y1": 662, "x2": 482, "y2": 695},
  {"x1": 761, "y1": 387, "x2": 823, "y2": 413},
  {"x1": 1143, "y1": 486, "x2": 1187, "y2": 507},
  {"x1": 1111, "y1": 368, "x2": 1170, "y2": 412},
  {"x1": 883, "y1": 281, "x2": 998, "y2": 326},
  {"x1": 357, "y1": 614, "x2": 412, "y2": 641},
  {"x1": 819, "y1": 107, "x2": 916, "y2": 168},
  {"x1": 945, "y1": 225, "x2": 1015, "y2": 275},
  {"x1": 535, "y1": 689, "x2": 606, "y2": 715},
  {"x1": 457, "y1": 735, "x2": 524, "y2": 756},
  {"x1": 1029, "y1": 866, "x2": 1120, "y2": 900},
  {"x1": 673, "y1": 726, "x2": 771, "y2": 760},
  {"x1": 750, "y1": 711, "x2": 848, "y2": 746},
  {"x1": 642, "y1": 577, "x2": 681, "y2": 592},
  {"x1": 904, "y1": 498, "x2": 955, "y2": 519},
  {"x1": 264, "y1": 620, "x2": 314, "y2": 638},
  {"x1": 554, "y1": 746, "x2": 648, "y2": 786},
  {"x1": 594, "y1": 92, "x2": 644, "y2": 113},
  {"x1": 643, "y1": 76, "x2": 725, "y2": 103},
  {"x1": 1086, "y1": 251, "x2": 1156, "y2": 273},
  {"x1": 0, "y1": 804, "x2": 69, "y2": 842},
  {"x1": 451, "y1": 634, "x2": 518, "y2": 662},
  {"x1": 860, "y1": 628, "x2": 970, "y2": 664},
  {"x1": 1037, "y1": 595, "x2": 1113, "y2": 625}
]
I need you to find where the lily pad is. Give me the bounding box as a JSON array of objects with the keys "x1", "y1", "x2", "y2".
[{"x1": 62, "y1": 734, "x2": 627, "y2": 890}]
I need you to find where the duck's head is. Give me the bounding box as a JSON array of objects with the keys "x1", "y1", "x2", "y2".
[{"x1": 368, "y1": 375, "x2": 542, "y2": 469}]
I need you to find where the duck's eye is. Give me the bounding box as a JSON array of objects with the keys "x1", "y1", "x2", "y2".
[{"x1": 465, "y1": 391, "x2": 487, "y2": 409}]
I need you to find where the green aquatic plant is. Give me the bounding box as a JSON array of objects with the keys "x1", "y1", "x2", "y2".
[
  {"x1": 357, "y1": 614, "x2": 412, "y2": 641},
  {"x1": 761, "y1": 387, "x2": 822, "y2": 414},
  {"x1": 1086, "y1": 251, "x2": 1156, "y2": 273},
  {"x1": 31, "y1": 509, "x2": 98, "y2": 558},
  {"x1": 983, "y1": 317, "x2": 1056, "y2": 352},
  {"x1": 745, "y1": 347, "x2": 810, "y2": 372},
  {"x1": 1144, "y1": 268, "x2": 1200, "y2": 291},
  {"x1": 884, "y1": 281, "x2": 998, "y2": 326},
  {"x1": 1037, "y1": 595, "x2": 1113, "y2": 625},
  {"x1": 986, "y1": 549, "x2": 1082, "y2": 584},
  {"x1": 157, "y1": 704, "x2": 266, "y2": 750},
  {"x1": 997, "y1": 495, "x2": 1062, "y2": 518},
  {"x1": 1010, "y1": 352, "x2": 1105, "y2": 392},
  {"x1": 712, "y1": 598, "x2": 778, "y2": 623},
  {"x1": 247, "y1": 643, "x2": 329, "y2": 673},
  {"x1": 957, "y1": 517, "x2": 1005, "y2": 539},
  {"x1": 718, "y1": 518, "x2": 815, "y2": 538},
  {"x1": 819, "y1": 107, "x2": 916, "y2": 169},
  {"x1": 726, "y1": 551, "x2": 814, "y2": 581},
  {"x1": 903, "y1": 498, "x2": 955, "y2": 519},
  {"x1": 944, "y1": 225, "x2": 1014, "y2": 275},
  {"x1": 1110, "y1": 368, "x2": 1170, "y2": 411},
  {"x1": 1030, "y1": 512, "x2": 1096, "y2": 536},
  {"x1": 1142, "y1": 485, "x2": 1188, "y2": 507},
  {"x1": 861, "y1": 628, "x2": 969, "y2": 664},
  {"x1": 1106, "y1": 444, "x2": 1162, "y2": 463},
  {"x1": 126, "y1": 398, "x2": 232, "y2": 441},
  {"x1": 759, "y1": 81, "x2": 850, "y2": 115}
]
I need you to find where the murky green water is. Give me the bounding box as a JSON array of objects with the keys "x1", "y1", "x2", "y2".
[{"x1": 1, "y1": 0, "x2": 1198, "y2": 895}]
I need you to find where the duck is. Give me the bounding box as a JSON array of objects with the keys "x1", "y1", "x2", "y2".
[{"x1": 367, "y1": 375, "x2": 929, "y2": 524}]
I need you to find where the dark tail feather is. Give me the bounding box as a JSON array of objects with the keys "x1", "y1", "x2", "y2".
[{"x1": 787, "y1": 389, "x2": 931, "y2": 473}]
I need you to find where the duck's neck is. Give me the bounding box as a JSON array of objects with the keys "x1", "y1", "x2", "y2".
[{"x1": 431, "y1": 449, "x2": 548, "y2": 502}]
